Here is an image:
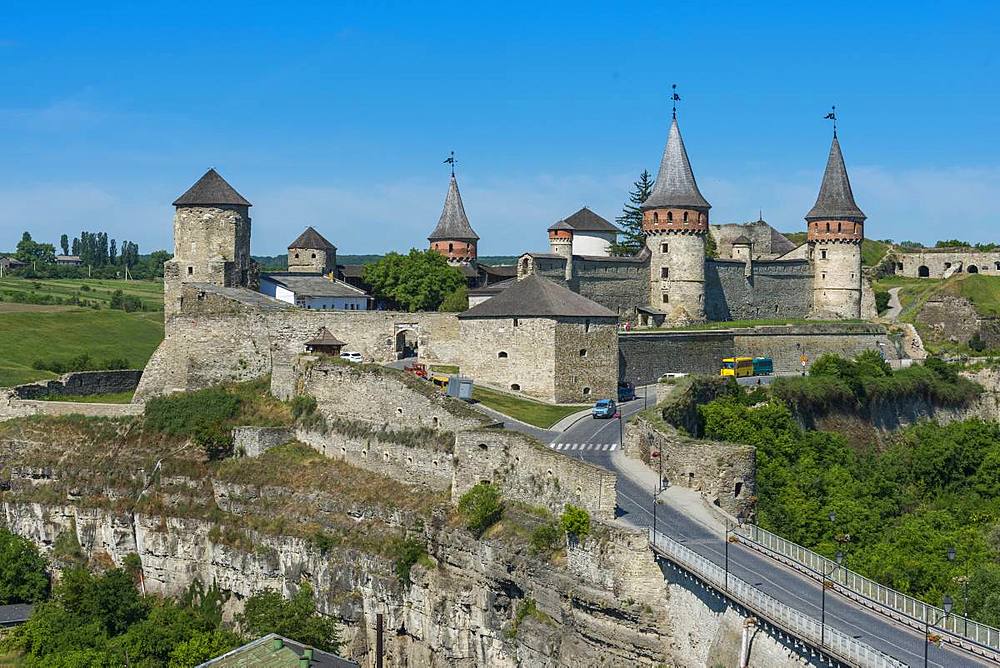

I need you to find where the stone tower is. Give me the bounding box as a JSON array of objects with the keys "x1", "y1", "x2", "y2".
[
  {"x1": 641, "y1": 114, "x2": 711, "y2": 324},
  {"x1": 164, "y1": 169, "x2": 252, "y2": 317},
  {"x1": 547, "y1": 220, "x2": 574, "y2": 280},
  {"x1": 428, "y1": 174, "x2": 479, "y2": 264},
  {"x1": 805, "y1": 132, "x2": 865, "y2": 319},
  {"x1": 287, "y1": 226, "x2": 336, "y2": 274}
]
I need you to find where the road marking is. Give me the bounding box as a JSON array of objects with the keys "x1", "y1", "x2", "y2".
[{"x1": 610, "y1": 443, "x2": 618, "y2": 450}]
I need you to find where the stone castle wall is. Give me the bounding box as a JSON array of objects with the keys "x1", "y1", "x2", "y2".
[
  {"x1": 624, "y1": 415, "x2": 756, "y2": 518},
  {"x1": 288, "y1": 246, "x2": 334, "y2": 274},
  {"x1": 619, "y1": 323, "x2": 898, "y2": 384},
  {"x1": 232, "y1": 426, "x2": 295, "y2": 458},
  {"x1": 900, "y1": 250, "x2": 1000, "y2": 278},
  {"x1": 704, "y1": 259, "x2": 812, "y2": 321},
  {"x1": 553, "y1": 318, "x2": 619, "y2": 403},
  {"x1": 811, "y1": 242, "x2": 862, "y2": 318},
  {"x1": 571, "y1": 259, "x2": 648, "y2": 319},
  {"x1": 457, "y1": 317, "x2": 556, "y2": 399},
  {"x1": 452, "y1": 429, "x2": 617, "y2": 521},
  {"x1": 648, "y1": 233, "x2": 706, "y2": 323},
  {"x1": 10, "y1": 370, "x2": 142, "y2": 399}
]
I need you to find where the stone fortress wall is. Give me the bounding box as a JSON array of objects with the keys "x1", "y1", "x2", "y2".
[
  {"x1": 1, "y1": 370, "x2": 145, "y2": 422},
  {"x1": 899, "y1": 249, "x2": 1000, "y2": 278},
  {"x1": 619, "y1": 323, "x2": 898, "y2": 385},
  {"x1": 704, "y1": 259, "x2": 812, "y2": 321}
]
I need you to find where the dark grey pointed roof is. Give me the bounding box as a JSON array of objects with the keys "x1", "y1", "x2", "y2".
[
  {"x1": 732, "y1": 235, "x2": 752, "y2": 245},
  {"x1": 288, "y1": 226, "x2": 336, "y2": 251},
  {"x1": 805, "y1": 135, "x2": 866, "y2": 222},
  {"x1": 458, "y1": 274, "x2": 615, "y2": 319},
  {"x1": 549, "y1": 207, "x2": 618, "y2": 232},
  {"x1": 643, "y1": 118, "x2": 711, "y2": 211},
  {"x1": 428, "y1": 176, "x2": 479, "y2": 241},
  {"x1": 173, "y1": 169, "x2": 251, "y2": 207}
]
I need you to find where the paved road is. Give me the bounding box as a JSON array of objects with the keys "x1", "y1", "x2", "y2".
[
  {"x1": 487, "y1": 388, "x2": 988, "y2": 667},
  {"x1": 884, "y1": 287, "x2": 903, "y2": 321}
]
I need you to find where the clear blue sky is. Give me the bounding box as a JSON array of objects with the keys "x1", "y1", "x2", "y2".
[{"x1": 2, "y1": 1, "x2": 998, "y2": 256}]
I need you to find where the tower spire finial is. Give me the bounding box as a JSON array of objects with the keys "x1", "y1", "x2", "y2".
[
  {"x1": 671, "y1": 84, "x2": 680, "y2": 119},
  {"x1": 443, "y1": 150, "x2": 456, "y2": 177},
  {"x1": 824, "y1": 105, "x2": 838, "y2": 137}
]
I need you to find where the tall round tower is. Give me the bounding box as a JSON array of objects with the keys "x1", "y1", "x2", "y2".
[
  {"x1": 428, "y1": 174, "x2": 479, "y2": 264},
  {"x1": 641, "y1": 113, "x2": 711, "y2": 324},
  {"x1": 805, "y1": 132, "x2": 865, "y2": 319}
]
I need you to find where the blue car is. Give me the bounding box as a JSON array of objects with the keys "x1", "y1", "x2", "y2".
[
  {"x1": 592, "y1": 399, "x2": 617, "y2": 419},
  {"x1": 617, "y1": 381, "x2": 636, "y2": 402}
]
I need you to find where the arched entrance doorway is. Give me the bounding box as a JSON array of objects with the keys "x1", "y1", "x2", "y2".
[
  {"x1": 395, "y1": 328, "x2": 419, "y2": 359},
  {"x1": 918, "y1": 265, "x2": 930, "y2": 277},
  {"x1": 968, "y1": 265, "x2": 979, "y2": 274}
]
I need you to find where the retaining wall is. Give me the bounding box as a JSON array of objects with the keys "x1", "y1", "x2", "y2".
[{"x1": 11, "y1": 370, "x2": 142, "y2": 398}]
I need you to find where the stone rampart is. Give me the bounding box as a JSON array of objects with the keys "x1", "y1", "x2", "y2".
[
  {"x1": 704, "y1": 259, "x2": 812, "y2": 322},
  {"x1": 291, "y1": 357, "x2": 490, "y2": 432},
  {"x1": 0, "y1": 390, "x2": 143, "y2": 422},
  {"x1": 233, "y1": 426, "x2": 295, "y2": 458},
  {"x1": 619, "y1": 323, "x2": 898, "y2": 384},
  {"x1": 10, "y1": 370, "x2": 142, "y2": 398},
  {"x1": 899, "y1": 249, "x2": 1000, "y2": 278},
  {"x1": 624, "y1": 415, "x2": 756, "y2": 518},
  {"x1": 452, "y1": 429, "x2": 617, "y2": 521},
  {"x1": 135, "y1": 284, "x2": 464, "y2": 400}
]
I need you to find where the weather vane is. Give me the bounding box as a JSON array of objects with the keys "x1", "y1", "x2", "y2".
[
  {"x1": 443, "y1": 150, "x2": 456, "y2": 177},
  {"x1": 824, "y1": 105, "x2": 837, "y2": 136},
  {"x1": 671, "y1": 84, "x2": 681, "y2": 118}
]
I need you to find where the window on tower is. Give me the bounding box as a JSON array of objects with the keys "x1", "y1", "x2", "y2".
[
  {"x1": 661, "y1": 242, "x2": 669, "y2": 253},
  {"x1": 667, "y1": 211, "x2": 673, "y2": 222},
  {"x1": 683, "y1": 211, "x2": 688, "y2": 222},
  {"x1": 661, "y1": 267, "x2": 669, "y2": 279},
  {"x1": 448, "y1": 243, "x2": 454, "y2": 253},
  {"x1": 653, "y1": 212, "x2": 658, "y2": 224},
  {"x1": 820, "y1": 249, "x2": 827, "y2": 259}
]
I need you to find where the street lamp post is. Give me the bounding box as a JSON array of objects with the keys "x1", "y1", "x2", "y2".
[
  {"x1": 947, "y1": 547, "x2": 970, "y2": 636},
  {"x1": 724, "y1": 519, "x2": 742, "y2": 594},
  {"x1": 924, "y1": 596, "x2": 953, "y2": 668},
  {"x1": 650, "y1": 440, "x2": 661, "y2": 542},
  {"x1": 820, "y1": 550, "x2": 844, "y2": 648}
]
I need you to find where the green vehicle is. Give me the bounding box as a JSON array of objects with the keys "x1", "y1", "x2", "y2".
[{"x1": 752, "y1": 357, "x2": 773, "y2": 376}]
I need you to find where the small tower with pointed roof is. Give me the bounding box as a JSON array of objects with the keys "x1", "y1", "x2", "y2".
[
  {"x1": 288, "y1": 226, "x2": 337, "y2": 274},
  {"x1": 641, "y1": 106, "x2": 711, "y2": 324},
  {"x1": 164, "y1": 168, "x2": 253, "y2": 317},
  {"x1": 428, "y1": 173, "x2": 479, "y2": 264},
  {"x1": 806, "y1": 131, "x2": 865, "y2": 319}
]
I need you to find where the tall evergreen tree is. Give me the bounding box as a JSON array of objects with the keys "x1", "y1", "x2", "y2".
[
  {"x1": 609, "y1": 170, "x2": 654, "y2": 256},
  {"x1": 71, "y1": 237, "x2": 80, "y2": 256},
  {"x1": 60, "y1": 234, "x2": 69, "y2": 256},
  {"x1": 109, "y1": 239, "x2": 118, "y2": 264}
]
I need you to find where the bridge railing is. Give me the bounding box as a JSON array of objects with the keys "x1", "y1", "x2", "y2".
[
  {"x1": 736, "y1": 523, "x2": 1000, "y2": 660},
  {"x1": 649, "y1": 528, "x2": 907, "y2": 668}
]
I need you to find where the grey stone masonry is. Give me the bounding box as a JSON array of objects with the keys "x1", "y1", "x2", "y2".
[
  {"x1": 10, "y1": 370, "x2": 142, "y2": 398},
  {"x1": 233, "y1": 426, "x2": 295, "y2": 458}
]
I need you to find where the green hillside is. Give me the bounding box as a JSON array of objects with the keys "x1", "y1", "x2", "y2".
[{"x1": 0, "y1": 277, "x2": 163, "y2": 311}]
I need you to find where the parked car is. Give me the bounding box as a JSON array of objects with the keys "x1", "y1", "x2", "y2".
[
  {"x1": 617, "y1": 381, "x2": 636, "y2": 402},
  {"x1": 404, "y1": 362, "x2": 428, "y2": 378},
  {"x1": 592, "y1": 399, "x2": 617, "y2": 419},
  {"x1": 339, "y1": 351, "x2": 364, "y2": 364}
]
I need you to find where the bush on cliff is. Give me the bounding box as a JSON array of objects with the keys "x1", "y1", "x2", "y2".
[
  {"x1": 560, "y1": 505, "x2": 591, "y2": 540},
  {"x1": 458, "y1": 483, "x2": 504, "y2": 538},
  {"x1": 238, "y1": 582, "x2": 340, "y2": 653},
  {"x1": 144, "y1": 387, "x2": 242, "y2": 438},
  {"x1": 0, "y1": 528, "x2": 49, "y2": 605}
]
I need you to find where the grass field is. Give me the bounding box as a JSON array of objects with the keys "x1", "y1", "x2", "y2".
[
  {"x1": 37, "y1": 391, "x2": 136, "y2": 403},
  {"x1": 0, "y1": 277, "x2": 163, "y2": 310},
  {"x1": 0, "y1": 309, "x2": 164, "y2": 387},
  {"x1": 473, "y1": 385, "x2": 585, "y2": 428}
]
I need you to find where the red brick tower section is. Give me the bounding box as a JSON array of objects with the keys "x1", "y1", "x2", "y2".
[
  {"x1": 641, "y1": 115, "x2": 711, "y2": 324},
  {"x1": 428, "y1": 174, "x2": 479, "y2": 264},
  {"x1": 806, "y1": 132, "x2": 866, "y2": 319}
]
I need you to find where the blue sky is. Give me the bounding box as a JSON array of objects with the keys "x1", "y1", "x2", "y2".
[{"x1": 1, "y1": 1, "x2": 998, "y2": 256}]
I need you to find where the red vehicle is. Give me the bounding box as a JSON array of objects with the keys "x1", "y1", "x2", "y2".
[{"x1": 404, "y1": 362, "x2": 428, "y2": 379}]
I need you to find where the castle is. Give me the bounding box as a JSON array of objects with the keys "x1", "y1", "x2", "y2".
[{"x1": 504, "y1": 109, "x2": 872, "y2": 326}]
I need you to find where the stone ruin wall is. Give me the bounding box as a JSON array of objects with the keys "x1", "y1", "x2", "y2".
[
  {"x1": 623, "y1": 415, "x2": 756, "y2": 519},
  {"x1": 899, "y1": 250, "x2": 1000, "y2": 278},
  {"x1": 1, "y1": 370, "x2": 145, "y2": 422}
]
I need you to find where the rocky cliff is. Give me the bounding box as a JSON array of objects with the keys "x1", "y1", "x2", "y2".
[{"x1": 0, "y1": 415, "x2": 803, "y2": 667}]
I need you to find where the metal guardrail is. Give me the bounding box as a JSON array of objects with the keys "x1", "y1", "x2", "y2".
[
  {"x1": 737, "y1": 523, "x2": 1000, "y2": 662},
  {"x1": 649, "y1": 528, "x2": 907, "y2": 668}
]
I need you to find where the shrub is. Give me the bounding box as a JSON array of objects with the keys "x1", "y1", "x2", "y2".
[
  {"x1": 0, "y1": 528, "x2": 50, "y2": 604},
  {"x1": 144, "y1": 387, "x2": 242, "y2": 438},
  {"x1": 195, "y1": 427, "x2": 234, "y2": 461},
  {"x1": 457, "y1": 483, "x2": 503, "y2": 537},
  {"x1": 875, "y1": 290, "x2": 891, "y2": 313},
  {"x1": 290, "y1": 395, "x2": 317, "y2": 419},
  {"x1": 560, "y1": 504, "x2": 591, "y2": 539},
  {"x1": 529, "y1": 522, "x2": 563, "y2": 555},
  {"x1": 393, "y1": 538, "x2": 428, "y2": 584},
  {"x1": 969, "y1": 332, "x2": 987, "y2": 352}
]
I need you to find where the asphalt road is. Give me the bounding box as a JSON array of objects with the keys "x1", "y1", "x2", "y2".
[{"x1": 488, "y1": 388, "x2": 988, "y2": 668}]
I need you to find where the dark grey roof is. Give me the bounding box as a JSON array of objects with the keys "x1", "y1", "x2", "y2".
[
  {"x1": 805, "y1": 135, "x2": 866, "y2": 222},
  {"x1": 549, "y1": 207, "x2": 618, "y2": 232},
  {"x1": 469, "y1": 276, "x2": 516, "y2": 296},
  {"x1": 173, "y1": 169, "x2": 251, "y2": 207},
  {"x1": 458, "y1": 264, "x2": 479, "y2": 278},
  {"x1": 337, "y1": 264, "x2": 367, "y2": 278},
  {"x1": 289, "y1": 226, "x2": 336, "y2": 251},
  {"x1": 479, "y1": 264, "x2": 517, "y2": 278},
  {"x1": 428, "y1": 176, "x2": 479, "y2": 241},
  {"x1": 306, "y1": 327, "x2": 346, "y2": 347},
  {"x1": 525, "y1": 252, "x2": 567, "y2": 261},
  {"x1": 459, "y1": 274, "x2": 615, "y2": 319},
  {"x1": 262, "y1": 273, "x2": 368, "y2": 298},
  {"x1": 768, "y1": 226, "x2": 797, "y2": 255},
  {"x1": 643, "y1": 117, "x2": 711, "y2": 211},
  {"x1": 0, "y1": 604, "x2": 33, "y2": 626},
  {"x1": 732, "y1": 235, "x2": 752, "y2": 245}
]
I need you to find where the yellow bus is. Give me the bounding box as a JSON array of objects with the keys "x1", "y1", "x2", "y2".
[
  {"x1": 430, "y1": 374, "x2": 451, "y2": 390},
  {"x1": 720, "y1": 357, "x2": 754, "y2": 378}
]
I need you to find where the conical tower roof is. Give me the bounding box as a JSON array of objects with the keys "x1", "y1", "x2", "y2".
[
  {"x1": 428, "y1": 175, "x2": 479, "y2": 241},
  {"x1": 805, "y1": 135, "x2": 866, "y2": 222},
  {"x1": 288, "y1": 226, "x2": 336, "y2": 251},
  {"x1": 643, "y1": 117, "x2": 711, "y2": 211},
  {"x1": 173, "y1": 168, "x2": 251, "y2": 207}
]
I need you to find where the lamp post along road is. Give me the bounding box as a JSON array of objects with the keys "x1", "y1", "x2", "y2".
[
  {"x1": 948, "y1": 546, "x2": 970, "y2": 636},
  {"x1": 820, "y1": 550, "x2": 844, "y2": 648},
  {"x1": 924, "y1": 596, "x2": 953, "y2": 668},
  {"x1": 725, "y1": 519, "x2": 742, "y2": 594}
]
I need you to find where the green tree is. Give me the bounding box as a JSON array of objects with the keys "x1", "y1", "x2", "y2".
[
  {"x1": 560, "y1": 505, "x2": 591, "y2": 539},
  {"x1": 238, "y1": 582, "x2": 340, "y2": 653},
  {"x1": 439, "y1": 285, "x2": 469, "y2": 312},
  {"x1": 15, "y1": 232, "x2": 57, "y2": 265},
  {"x1": 457, "y1": 483, "x2": 503, "y2": 537},
  {"x1": 363, "y1": 249, "x2": 466, "y2": 312},
  {"x1": 609, "y1": 170, "x2": 653, "y2": 256},
  {"x1": 168, "y1": 629, "x2": 242, "y2": 667},
  {"x1": 0, "y1": 528, "x2": 49, "y2": 604},
  {"x1": 60, "y1": 234, "x2": 69, "y2": 256}
]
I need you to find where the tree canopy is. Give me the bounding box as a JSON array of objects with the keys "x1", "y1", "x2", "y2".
[
  {"x1": 609, "y1": 170, "x2": 653, "y2": 256},
  {"x1": 0, "y1": 528, "x2": 49, "y2": 605},
  {"x1": 362, "y1": 249, "x2": 466, "y2": 312}
]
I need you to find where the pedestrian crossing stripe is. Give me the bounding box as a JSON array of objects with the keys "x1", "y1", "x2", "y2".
[{"x1": 548, "y1": 443, "x2": 618, "y2": 451}]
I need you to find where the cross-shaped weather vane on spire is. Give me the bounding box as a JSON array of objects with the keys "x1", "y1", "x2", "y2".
[
  {"x1": 824, "y1": 105, "x2": 837, "y2": 137},
  {"x1": 671, "y1": 84, "x2": 681, "y2": 119},
  {"x1": 443, "y1": 150, "x2": 456, "y2": 177}
]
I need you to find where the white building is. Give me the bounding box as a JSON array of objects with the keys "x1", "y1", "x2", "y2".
[
  {"x1": 547, "y1": 207, "x2": 619, "y2": 257},
  {"x1": 260, "y1": 272, "x2": 370, "y2": 310}
]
